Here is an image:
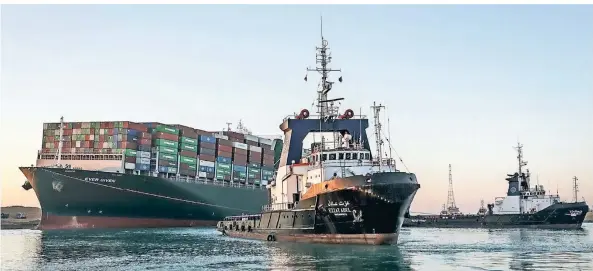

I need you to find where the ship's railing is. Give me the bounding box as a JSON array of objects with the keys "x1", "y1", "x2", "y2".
[
  {"x1": 262, "y1": 202, "x2": 294, "y2": 211},
  {"x1": 166, "y1": 175, "x2": 267, "y2": 190}
]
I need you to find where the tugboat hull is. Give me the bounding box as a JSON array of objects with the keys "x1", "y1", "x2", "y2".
[
  {"x1": 404, "y1": 202, "x2": 590, "y2": 229},
  {"x1": 217, "y1": 173, "x2": 420, "y2": 245}
]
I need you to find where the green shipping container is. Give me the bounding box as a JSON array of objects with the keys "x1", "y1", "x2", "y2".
[
  {"x1": 180, "y1": 143, "x2": 198, "y2": 152},
  {"x1": 180, "y1": 156, "x2": 197, "y2": 165},
  {"x1": 159, "y1": 153, "x2": 177, "y2": 162},
  {"x1": 156, "y1": 146, "x2": 178, "y2": 155},
  {"x1": 248, "y1": 167, "x2": 261, "y2": 174},
  {"x1": 215, "y1": 172, "x2": 225, "y2": 180},
  {"x1": 188, "y1": 164, "x2": 197, "y2": 170},
  {"x1": 181, "y1": 137, "x2": 198, "y2": 146},
  {"x1": 156, "y1": 125, "x2": 179, "y2": 135},
  {"x1": 124, "y1": 149, "x2": 137, "y2": 157},
  {"x1": 154, "y1": 138, "x2": 178, "y2": 148}
]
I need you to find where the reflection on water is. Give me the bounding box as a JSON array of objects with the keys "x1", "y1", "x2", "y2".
[{"x1": 1, "y1": 224, "x2": 592, "y2": 271}]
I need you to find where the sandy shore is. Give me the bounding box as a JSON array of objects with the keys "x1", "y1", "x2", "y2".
[{"x1": 1, "y1": 206, "x2": 41, "y2": 230}]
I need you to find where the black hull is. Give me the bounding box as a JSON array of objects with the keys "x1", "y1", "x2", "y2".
[
  {"x1": 404, "y1": 202, "x2": 590, "y2": 229},
  {"x1": 217, "y1": 172, "x2": 420, "y2": 245},
  {"x1": 20, "y1": 167, "x2": 268, "y2": 229}
]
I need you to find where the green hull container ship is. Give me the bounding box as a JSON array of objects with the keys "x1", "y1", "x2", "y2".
[{"x1": 21, "y1": 119, "x2": 282, "y2": 230}]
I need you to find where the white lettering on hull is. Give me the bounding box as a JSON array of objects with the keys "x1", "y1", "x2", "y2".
[{"x1": 84, "y1": 177, "x2": 116, "y2": 183}]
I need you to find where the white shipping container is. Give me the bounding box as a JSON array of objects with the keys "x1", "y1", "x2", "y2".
[
  {"x1": 199, "y1": 160, "x2": 215, "y2": 167},
  {"x1": 244, "y1": 134, "x2": 259, "y2": 142},
  {"x1": 232, "y1": 142, "x2": 248, "y2": 150},
  {"x1": 76, "y1": 141, "x2": 81, "y2": 148},
  {"x1": 100, "y1": 129, "x2": 105, "y2": 135},
  {"x1": 124, "y1": 162, "x2": 135, "y2": 170},
  {"x1": 248, "y1": 145, "x2": 262, "y2": 152},
  {"x1": 81, "y1": 122, "x2": 90, "y2": 129},
  {"x1": 43, "y1": 123, "x2": 49, "y2": 130},
  {"x1": 136, "y1": 157, "x2": 150, "y2": 164},
  {"x1": 259, "y1": 138, "x2": 273, "y2": 146},
  {"x1": 136, "y1": 151, "x2": 151, "y2": 158},
  {"x1": 89, "y1": 134, "x2": 95, "y2": 140},
  {"x1": 213, "y1": 133, "x2": 229, "y2": 140},
  {"x1": 198, "y1": 172, "x2": 207, "y2": 178}
]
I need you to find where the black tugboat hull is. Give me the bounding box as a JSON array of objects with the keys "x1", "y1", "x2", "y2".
[
  {"x1": 217, "y1": 172, "x2": 420, "y2": 245},
  {"x1": 404, "y1": 202, "x2": 590, "y2": 229}
]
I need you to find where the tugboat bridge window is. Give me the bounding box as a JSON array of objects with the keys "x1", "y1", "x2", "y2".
[
  {"x1": 338, "y1": 153, "x2": 344, "y2": 160},
  {"x1": 352, "y1": 153, "x2": 358, "y2": 160},
  {"x1": 346, "y1": 153, "x2": 351, "y2": 160},
  {"x1": 322, "y1": 154, "x2": 327, "y2": 161},
  {"x1": 329, "y1": 154, "x2": 336, "y2": 160}
]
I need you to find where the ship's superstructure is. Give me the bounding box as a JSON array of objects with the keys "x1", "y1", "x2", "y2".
[
  {"x1": 488, "y1": 143, "x2": 560, "y2": 215},
  {"x1": 217, "y1": 19, "x2": 421, "y2": 245}
]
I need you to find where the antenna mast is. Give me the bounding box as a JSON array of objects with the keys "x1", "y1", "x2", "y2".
[
  {"x1": 446, "y1": 164, "x2": 459, "y2": 215},
  {"x1": 371, "y1": 102, "x2": 385, "y2": 170},
  {"x1": 305, "y1": 16, "x2": 342, "y2": 119},
  {"x1": 514, "y1": 142, "x2": 529, "y2": 189},
  {"x1": 572, "y1": 176, "x2": 579, "y2": 202},
  {"x1": 225, "y1": 122, "x2": 232, "y2": 132},
  {"x1": 56, "y1": 116, "x2": 64, "y2": 166}
]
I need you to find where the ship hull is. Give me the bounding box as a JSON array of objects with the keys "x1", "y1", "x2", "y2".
[
  {"x1": 403, "y1": 202, "x2": 590, "y2": 229},
  {"x1": 217, "y1": 172, "x2": 420, "y2": 245},
  {"x1": 20, "y1": 167, "x2": 268, "y2": 230}
]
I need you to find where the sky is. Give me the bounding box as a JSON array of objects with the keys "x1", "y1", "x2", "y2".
[{"x1": 1, "y1": 5, "x2": 592, "y2": 214}]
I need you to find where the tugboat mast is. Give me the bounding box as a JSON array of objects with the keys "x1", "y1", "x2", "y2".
[
  {"x1": 370, "y1": 102, "x2": 385, "y2": 170},
  {"x1": 514, "y1": 142, "x2": 529, "y2": 189},
  {"x1": 572, "y1": 176, "x2": 579, "y2": 202},
  {"x1": 305, "y1": 16, "x2": 343, "y2": 119}
]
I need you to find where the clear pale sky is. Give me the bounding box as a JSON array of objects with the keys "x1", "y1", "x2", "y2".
[{"x1": 1, "y1": 5, "x2": 592, "y2": 213}]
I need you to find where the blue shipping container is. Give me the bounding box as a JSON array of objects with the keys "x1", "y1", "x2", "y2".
[
  {"x1": 199, "y1": 166, "x2": 215, "y2": 173},
  {"x1": 199, "y1": 135, "x2": 216, "y2": 144},
  {"x1": 135, "y1": 163, "x2": 150, "y2": 171},
  {"x1": 114, "y1": 128, "x2": 119, "y2": 135},
  {"x1": 233, "y1": 165, "x2": 247, "y2": 171},
  {"x1": 128, "y1": 129, "x2": 139, "y2": 136},
  {"x1": 216, "y1": 156, "x2": 232, "y2": 164},
  {"x1": 158, "y1": 166, "x2": 177, "y2": 173}
]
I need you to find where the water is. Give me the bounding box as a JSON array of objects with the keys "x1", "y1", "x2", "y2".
[{"x1": 2, "y1": 224, "x2": 592, "y2": 271}]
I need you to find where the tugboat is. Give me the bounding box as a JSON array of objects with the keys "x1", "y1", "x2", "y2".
[
  {"x1": 404, "y1": 143, "x2": 589, "y2": 229},
  {"x1": 216, "y1": 21, "x2": 421, "y2": 245}
]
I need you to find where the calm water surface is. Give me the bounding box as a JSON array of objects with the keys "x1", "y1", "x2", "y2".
[{"x1": 2, "y1": 224, "x2": 592, "y2": 270}]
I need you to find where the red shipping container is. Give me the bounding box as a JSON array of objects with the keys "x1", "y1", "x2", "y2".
[
  {"x1": 224, "y1": 131, "x2": 245, "y2": 140},
  {"x1": 234, "y1": 160, "x2": 247, "y2": 166},
  {"x1": 107, "y1": 122, "x2": 114, "y2": 129},
  {"x1": 233, "y1": 153, "x2": 247, "y2": 161},
  {"x1": 107, "y1": 129, "x2": 114, "y2": 136},
  {"x1": 122, "y1": 121, "x2": 129, "y2": 128},
  {"x1": 89, "y1": 128, "x2": 95, "y2": 134},
  {"x1": 180, "y1": 150, "x2": 198, "y2": 158},
  {"x1": 199, "y1": 154, "x2": 216, "y2": 162},
  {"x1": 217, "y1": 139, "x2": 232, "y2": 146},
  {"x1": 63, "y1": 129, "x2": 72, "y2": 136},
  {"x1": 154, "y1": 132, "x2": 178, "y2": 142},
  {"x1": 200, "y1": 142, "x2": 215, "y2": 149},
  {"x1": 217, "y1": 150, "x2": 233, "y2": 158},
  {"x1": 121, "y1": 141, "x2": 138, "y2": 149},
  {"x1": 234, "y1": 148, "x2": 248, "y2": 155},
  {"x1": 125, "y1": 156, "x2": 136, "y2": 163},
  {"x1": 140, "y1": 132, "x2": 151, "y2": 139},
  {"x1": 129, "y1": 122, "x2": 149, "y2": 133},
  {"x1": 218, "y1": 145, "x2": 232, "y2": 153},
  {"x1": 138, "y1": 138, "x2": 151, "y2": 145},
  {"x1": 194, "y1": 129, "x2": 211, "y2": 137}
]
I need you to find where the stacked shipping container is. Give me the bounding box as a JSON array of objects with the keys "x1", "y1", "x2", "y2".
[{"x1": 40, "y1": 120, "x2": 281, "y2": 186}]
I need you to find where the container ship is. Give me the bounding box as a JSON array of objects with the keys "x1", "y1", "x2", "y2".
[
  {"x1": 216, "y1": 24, "x2": 421, "y2": 245},
  {"x1": 403, "y1": 143, "x2": 589, "y2": 229},
  {"x1": 20, "y1": 120, "x2": 283, "y2": 229}
]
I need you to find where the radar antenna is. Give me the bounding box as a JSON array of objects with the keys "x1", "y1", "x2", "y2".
[{"x1": 304, "y1": 16, "x2": 343, "y2": 119}]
